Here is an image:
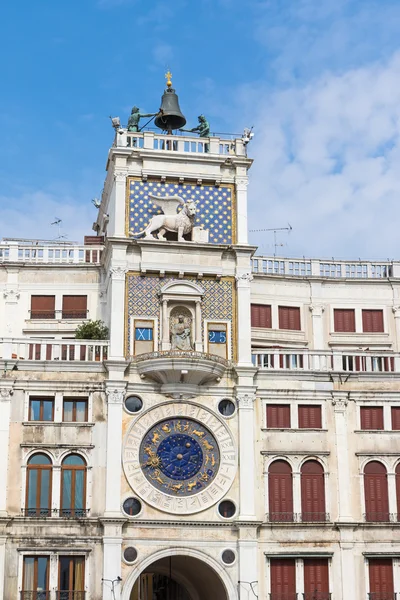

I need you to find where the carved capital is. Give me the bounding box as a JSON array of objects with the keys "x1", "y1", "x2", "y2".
[
  {"x1": 114, "y1": 171, "x2": 127, "y2": 183},
  {"x1": 3, "y1": 289, "x2": 20, "y2": 303},
  {"x1": 235, "y1": 273, "x2": 253, "y2": 285},
  {"x1": 106, "y1": 388, "x2": 124, "y2": 404},
  {"x1": 110, "y1": 266, "x2": 128, "y2": 281},
  {"x1": 309, "y1": 303, "x2": 325, "y2": 317},
  {"x1": 237, "y1": 393, "x2": 256, "y2": 409},
  {"x1": 331, "y1": 398, "x2": 348, "y2": 411},
  {"x1": 235, "y1": 178, "x2": 248, "y2": 191},
  {"x1": 393, "y1": 306, "x2": 400, "y2": 317},
  {"x1": 0, "y1": 387, "x2": 13, "y2": 401}
]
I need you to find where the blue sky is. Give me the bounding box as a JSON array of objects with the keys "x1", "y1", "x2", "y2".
[{"x1": 1, "y1": 0, "x2": 400, "y2": 258}]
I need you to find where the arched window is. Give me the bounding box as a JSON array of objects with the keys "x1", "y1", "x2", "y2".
[
  {"x1": 26, "y1": 453, "x2": 52, "y2": 517},
  {"x1": 268, "y1": 460, "x2": 293, "y2": 522},
  {"x1": 301, "y1": 460, "x2": 326, "y2": 522},
  {"x1": 61, "y1": 455, "x2": 87, "y2": 517},
  {"x1": 396, "y1": 464, "x2": 400, "y2": 522},
  {"x1": 364, "y1": 461, "x2": 389, "y2": 522}
]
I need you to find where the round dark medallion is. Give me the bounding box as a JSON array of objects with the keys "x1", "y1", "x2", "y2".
[
  {"x1": 221, "y1": 549, "x2": 236, "y2": 565},
  {"x1": 218, "y1": 500, "x2": 236, "y2": 518},
  {"x1": 122, "y1": 497, "x2": 142, "y2": 516},
  {"x1": 218, "y1": 399, "x2": 235, "y2": 417},
  {"x1": 123, "y1": 547, "x2": 138, "y2": 563},
  {"x1": 124, "y1": 396, "x2": 143, "y2": 414}
]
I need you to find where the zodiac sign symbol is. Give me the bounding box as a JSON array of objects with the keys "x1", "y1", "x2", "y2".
[
  {"x1": 161, "y1": 424, "x2": 171, "y2": 433},
  {"x1": 203, "y1": 440, "x2": 214, "y2": 451},
  {"x1": 170, "y1": 483, "x2": 183, "y2": 492},
  {"x1": 192, "y1": 429, "x2": 205, "y2": 438},
  {"x1": 144, "y1": 445, "x2": 153, "y2": 456},
  {"x1": 152, "y1": 432, "x2": 160, "y2": 444},
  {"x1": 204, "y1": 454, "x2": 210, "y2": 466},
  {"x1": 211, "y1": 454, "x2": 216, "y2": 467},
  {"x1": 174, "y1": 421, "x2": 182, "y2": 431},
  {"x1": 150, "y1": 469, "x2": 164, "y2": 485},
  {"x1": 187, "y1": 482, "x2": 196, "y2": 491},
  {"x1": 199, "y1": 472, "x2": 209, "y2": 482}
]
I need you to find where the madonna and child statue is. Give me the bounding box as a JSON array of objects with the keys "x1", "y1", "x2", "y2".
[{"x1": 170, "y1": 310, "x2": 193, "y2": 351}]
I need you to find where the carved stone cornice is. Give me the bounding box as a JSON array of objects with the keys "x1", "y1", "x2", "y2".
[{"x1": 237, "y1": 393, "x2": 256, "y2": 409}]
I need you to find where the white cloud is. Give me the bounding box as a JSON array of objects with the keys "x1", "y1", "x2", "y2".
[
  {"x1": 247, "y1": 52, "x2": 400, "y2": 259},
  {"x1": 152, "y1": 43, "x2": 174, "y2": 68}
]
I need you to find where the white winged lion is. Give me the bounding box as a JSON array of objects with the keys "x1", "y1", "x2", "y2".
[{"x1": 136, "y1": 194, "x2": 198, "y2": 242}]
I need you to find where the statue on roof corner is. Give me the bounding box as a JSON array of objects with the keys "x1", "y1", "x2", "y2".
[
  {"x1": 181, "y1": 115, "x2": 210, "y2": 138},
  {"x1": 127, "y1": 106, "x2": 159, "y2": 132}
]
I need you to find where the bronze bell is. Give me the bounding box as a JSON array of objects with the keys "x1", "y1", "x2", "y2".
[{"x1": 155, "y1": 72, "x2": 186, "y2": 133}]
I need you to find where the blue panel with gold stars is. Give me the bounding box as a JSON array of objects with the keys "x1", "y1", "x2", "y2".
[
  {"x1": 128, "y1": 179, "x2": 234, "y2": 244},
  {"x1": 139, "y1": 418, "x2": 220, "y2": 496}
]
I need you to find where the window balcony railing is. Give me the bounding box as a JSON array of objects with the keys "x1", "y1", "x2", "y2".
[
  {"x1": 56, "y1": 593, "x2": 86, "y2": 600},
  {"x1": 266, "y1": 513, "x2": 329, "y2": 523},
  {"x1": 22, "y1": 508, "x2": 90, "y2": 518},
  {"x1": 29, "y1": 309, "x2": 88, "y2": 320},
  {"x1": 20, "y1": 593, "x2": 50, "y2": 600},
  {"x1": 303, "y1": 593, "x2": 331, "y2": 600},
  {"x1": 368, "y1": 594, "x2": 397, "y2": 600},
  {"x1": 267, "y1": 512, "x2": 295, "y2": 523},
  {"x1": 301, "y1": 512, "x2": 330, "y2": 523},
  {"x1": 270, "y1": 594, "x2": 298, "y2": 600},
  {"x1": 363, "y1": 512, "x2": 397, "y2": 523},
  {"x1": 0, "y1": 242, "x2": 102, "y2": 265},
  {"x1": 1, "y1": 338, "x2": 108, "y2": 362}
]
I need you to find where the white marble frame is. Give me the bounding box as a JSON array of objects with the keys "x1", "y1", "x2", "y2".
[
  {"x1": 23, "y1": 391, "x2": 92, "y2": 424},
  {"x1": 358, "y1": 455, "x2": 400, "y2": 519},
  {"x1": 129, "y1": 315, "x2": 159, "y2": 355},
  {"x1": 204, "y1": 319, "x2": 232, "y2": 359},
  {"x1": 260, "y1": 397, "x2": 327, "y2": 430},
  {"x1": 265, "y1": 555, "x2": 333, "y2": 597}
]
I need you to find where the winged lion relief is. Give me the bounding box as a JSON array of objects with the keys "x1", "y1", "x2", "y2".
[{"x1": 135, "y1": 194, "x2": 198, "y2": 242}]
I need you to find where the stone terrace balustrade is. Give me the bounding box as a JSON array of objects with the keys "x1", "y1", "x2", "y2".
[
  {"x1": 0, "y1": 338, "x2": 108, "y2": 362},
  {"x1": 252, "y1": 256, "x2": 399, "y2": 278}
]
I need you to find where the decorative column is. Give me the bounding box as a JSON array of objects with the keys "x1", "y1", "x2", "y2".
[
  {"x1": 195, "y1": 300, "x2": 202, "y2": 351},
  {"x1": 392, "y1": 306, "x2": 400, "y2": 355},
  {"x1": 161, "y1": 300, "x2": 169, "y2": 350},
  {"x1": 109, "y1": 267, "x2": 128, "y2": 359},
  {"x1": 387, "y1": 472, "x2": 397, "y2": 516},
  {"x1": 292, "y1": 471, "x2": 301, "y2": 516},
  {"x1": 238, "y1": 526, "x2": 258, "y2": 600},
  {"x1": 237, "y1": 393, "x2": 256, "y2": 519},
  {"x1": 112, "y1": 170, "x2": 128, "y2": 238},
  {"x1": 235, "y1": 273, "x2": 253, "y2": 366},
  {"x1": 3, "y1": 281, "x2": 20, "y2": 338},
  {"x1": 332, "y1": 396, "x2": 352, "y2": 521},
  {"x1": 105, "y1": 386, "x2": 126, "y2": 516},
  {"x1": 102, "y1": 520, "x2": 123, "y2": 600},
  {"x1": 309, "y1": 304, "x2": 325, "y2": 351},
  {"x1": 0, "y1": 385, "x2": 13, "y2": 515},
  {"x1": 235, "y1": 177, "x2": 249, "y2": 244}
]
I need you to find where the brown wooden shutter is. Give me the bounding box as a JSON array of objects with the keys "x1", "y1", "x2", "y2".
[
  {"x1": 364, "y1": 461, "x2": 389, "y2": 522},
  {"x1": 391, "y1": 407, "x2": 400, "y2": 430},
  {"x1": 266, "y1": 405, "x2": 291, "y2": 428},
  {"x1": 270, "y1": 558, "x2": 296, "y2": 600},
  {"x1": 298, "y1": 405, "x2": 322, "y2": 429},
  {"x1": 333, "y1": 308, "x2": 355, "y2": 332},
  {"x1": 369, "y1": 559, "x2": 394, "y2": 596},
  {"x1": 301, "y1": 461, "x2": 326, "y2": 521},
  {"x1": 31, "y1": 296, "x2": 55, "y2": 319},
  {"x1": 251, "y1": 304, "x2": 272, "y2": 328},
  {"x1": 362, "y1": 309, "x2": 384, "y2": 333},
  {"x1": 268, "y1": 460, "x2": 293, "y2": 522},
  {"x1": 278, "y1": 306, "x2": 301, "y2": 330},
  {"x1": 62, "y1": 296, "x2": 87, "y2": 318},
  {"x1": 360, "y1": 407, "x2": 384, "y2": 430},
  {"x1": 304, "y1": 559, "x2": 329, "y2": 599}
]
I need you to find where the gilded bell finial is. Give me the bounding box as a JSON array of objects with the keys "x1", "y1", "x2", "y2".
[{"x1": 165, "y1": 70, "x2": 173, "y2": 88}]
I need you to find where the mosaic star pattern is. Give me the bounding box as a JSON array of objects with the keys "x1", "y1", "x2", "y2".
[
  {"x1": 127, "y1": 275, "x2": 234, "y2": 353},
  {"x1": 128, "y1": 179, "x2": 234, "y2": 244}
]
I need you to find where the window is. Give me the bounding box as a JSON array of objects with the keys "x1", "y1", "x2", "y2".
[
  {"x1": 251, "y1": 304, "x2": 272, "y2": 328},
  {"x1": 266, "y1": 404, "x2": 290, "y2": 428},
  {"x1": 29, "y1": 398, "x2": 54, "y2": 422},
  {"x1": 31, "y1": 296, "x2": 55, "y2": 319},
  {"x1": 362, "y1": 309, "x2": 384, "y2": 333},
  {"x1": 61, "y1": 455, "x2": 87, "y2": 517},
  {"x1": 62, "y1": 295, "x2": 87, "y2": 319},
  {"x1": 298, "y1": 405, "x2": 322, "y2": 429},
  {"x1": 360, "y1": 407, "x2": 384, "y2": 430},
  {"x1": 58, "y1": 556, "x2": 85, "y2": 599},
  {"x1": 333, "y1": 308, "x2": 355, "y2": 332},
  {"x1": 26, "y1": 454, "x2": 52, "y2": 517},
  {"x1": 300, "y1": 460, "x2": 326, "y2": 522},
  {"x1": 268, "y1": 460, "x2": 293, "y2": 522},
  {"x1": 364, "y1": 461, "x2": 389, "y2": 522},
  {"x1": 270, "y1": 558, "x2": 296, "y2": 600},
  {"x1": 369, "y1": 559, "x2": 394, "y2": 600},
  {"x1": 391, "y1": 407, "x2": 400, "y2": 431},
  {"x1": 303, "y1": 559, "x2": 330, "y2": 600},
  {"x1": 22, "y1": 556, "x2": 49, "y2": 600},
  {"x1": 135, "y1": 327, "x2": 153, "y2": 341},
  {"x1": 278, "y1": 306, "x2": 301, "y2": 330},
  {"x1": 63, "y1": 398, "x2": 88, "y2": 422}
]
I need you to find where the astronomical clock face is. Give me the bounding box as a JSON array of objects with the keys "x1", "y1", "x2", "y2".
[
  {"x1": 139, "y1": 419, "x2": 220, "y2": 496},
  {"x1": 123, "y1": 403, "x2": 237, "y2": 515}
]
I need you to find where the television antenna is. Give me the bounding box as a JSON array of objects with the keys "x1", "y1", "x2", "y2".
[
  {"x1": 249, "y1": 224, "x2": 292, "y2": 256},
  {"x1": 51, "y1": 218, "x2": 68, "y2": 241}
]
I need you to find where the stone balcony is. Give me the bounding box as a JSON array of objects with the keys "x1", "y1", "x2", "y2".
[{"x1": 131, "y1": 350, "x2": 230, "y2": 397}]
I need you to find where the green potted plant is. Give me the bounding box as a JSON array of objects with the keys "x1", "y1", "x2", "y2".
[{"x1": 75, "y1": 320, "x2": 109, "y2": 361}]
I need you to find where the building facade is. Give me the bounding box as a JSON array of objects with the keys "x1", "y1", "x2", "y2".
[{"x1": 0, "y1": 117, "x2": 399, "y2": 600}]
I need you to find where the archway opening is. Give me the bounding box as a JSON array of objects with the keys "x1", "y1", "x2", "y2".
[{"x1": 129, "y1": 555, "x2": 229, "y2": 600}]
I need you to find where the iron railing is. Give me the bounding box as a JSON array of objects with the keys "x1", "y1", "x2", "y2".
[
  {"x1": 270, "y1": 594, "x2": 298, "y2": 600},
  {"x1": 368, "y1": 594, "x2": 397, "y2": 600},
  {"x1": 20, "y1": 593, "x2": 50, "y2": 600},
  {"x1": 56, "y1": 593, "x2": 86, "y2": 600},
  {"x1": 363, "y1": 512, "x2": 396, "y2": 523},
  {"x1": 266, "y1": 513, "x2": 330, "y2": 523},
  {"x1": 301, "y1": 512, "x2": 330, "y2": 523},
  {"x1": 303, "y1": 593, "x2": 331, "y2": 600},
  {"x1": 22, "y1": 508, "x2": 90, "y2": 518},
  {"x1": 29, "y1": 309, "x2": 88, "y2": 320},
  {"x1": 267, "y1": 512, "x2": 295, "y2": 523}
]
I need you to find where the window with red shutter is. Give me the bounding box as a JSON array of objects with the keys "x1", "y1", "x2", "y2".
[
  {"x1": 298, "y1": 405, "x2": 322, "y2": 429},
  {"x1": 303, "y1": 559, "x2": 329, "y2": 600},
  {"x1": 30, "y1": 296, "x2": 55, "y2": 319},
  {"x1": 268, "y1": 460, "x2": 293, "y2": 522},
  {"x1": 278, "y1": 306, "x2": 301, "y2": 330},
  {"x1": 396, "y1": 464, "x2": 400, "y2": 523},
  {"x1": 360, "y1": 407, "x2": 384, "y2": 430},
  {"x1": 251, "y1": 304, "x2": 272, "y2": 328},
  {"x1": 333, "y1": 308, "x2": 355, "y2": 332},
  {"x1": 369, "y1": 559, "x2": 394, "y2": 600},
  {"x1": 270, "y1": 558, "x2": 296, "y2": 600},
  {"x1": 300, "y1": 460, "x2": 326, "y2": 522},
  {"x1": 266, "y1": 405, "x2": 291, "y2": 428},
  {"x1": 62, "y1": 296, "x2": 87, "y2": 319},
  {"x1": 391, "y1": 407, "x2": 400, "y2": 431},
  {"x1": 364, "y1": 461, "x2": 389, "y2": 522},
  {"x1": 362, "y1": 309, "x2": 384, "y2": 333}
]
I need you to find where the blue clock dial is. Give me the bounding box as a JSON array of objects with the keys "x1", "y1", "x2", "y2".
[{"x1": 139, "y1": 418, "x2": 220, "y2": 496}]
